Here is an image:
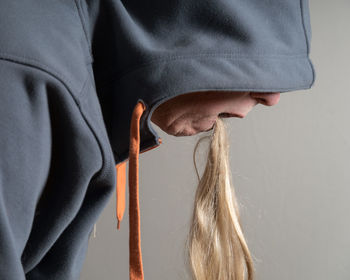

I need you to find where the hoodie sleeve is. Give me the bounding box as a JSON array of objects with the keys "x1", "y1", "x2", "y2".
[{"x1": 88, "y1": 0, "x2": 315, "y2": 164}]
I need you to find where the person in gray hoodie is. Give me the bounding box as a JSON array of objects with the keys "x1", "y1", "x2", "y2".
[{"x1": 0, "y1": 0, "x2": 314, "y2": 279}]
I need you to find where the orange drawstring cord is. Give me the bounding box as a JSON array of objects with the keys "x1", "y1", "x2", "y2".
[
  {"x1": 128, "y1": 101, "x2": 145, "y2": 280},
  {"x1": 116, "y1": 161, "x2": 127, "y2": 230},
  {"x1": 115, "y1": 101, "x2": 162, "y2": 280}
]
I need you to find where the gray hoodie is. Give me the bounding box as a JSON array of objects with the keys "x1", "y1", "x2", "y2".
[{"x1": 0, "y1": 0, "x2": 314, "y2": 279}]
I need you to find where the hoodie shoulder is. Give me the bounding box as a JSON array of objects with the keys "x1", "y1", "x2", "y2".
[{"x1": 0, "y1": 0, "x2": 92, "y2": 94}]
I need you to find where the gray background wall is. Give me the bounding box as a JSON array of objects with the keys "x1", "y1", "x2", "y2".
[{"x1": 81, "y1": 0, "x2": 350, "y2": 279}]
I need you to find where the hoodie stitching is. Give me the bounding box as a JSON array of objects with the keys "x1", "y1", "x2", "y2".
[
  {"x1": 73, "y1": 0, "x2": 93, "y2": 61},
  {"x1": 299, "y1": 0, "x2": 310, "y2": 54},
  {"x1": 0, "y1": 52, "x2": 91, "y2": 98},
  {"x1": 0, "y1": 57, "x2": 109, "y2": 189},
  {"x1": 108, "y1": 53, "x2": 309, "y2": 84},
  {"x1": 299, "y1": 0, "x2": 315, "y2": 87},
  {"x1": 76, "y1": 70, "x2": 92, "y2": 99}
]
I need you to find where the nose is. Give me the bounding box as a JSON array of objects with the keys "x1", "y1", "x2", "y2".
[{"x1": 250, "y1": 92, "x2": 280, "y2": 106}]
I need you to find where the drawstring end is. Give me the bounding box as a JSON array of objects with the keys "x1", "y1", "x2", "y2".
[{"x1": 116, "y1": 161, "x2": 127, "y2": 230}]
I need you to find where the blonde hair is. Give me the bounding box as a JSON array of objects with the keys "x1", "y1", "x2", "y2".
[{"x1": 185, "y1": 117, "x2": 255, "y2": 280}]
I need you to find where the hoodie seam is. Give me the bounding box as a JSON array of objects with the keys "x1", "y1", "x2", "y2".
[
  {"x1": 0, "y1": 52, "x2": 89, "y2": 96},
  {"x1": 299, "y1": 0, "x2": 315, "y2": 87},
  {"x1": 73, "y1": 0, "x2": 93, "y2": 61},
  {"x1": 0, "y1": 57, "x2": 108, "y2": 186},
  {"x1": 112, "y1": 53, "x2": 309, "y2": 84},
  {"x1": 299, "y1": 0, "x2": 310, "y2": 54}
]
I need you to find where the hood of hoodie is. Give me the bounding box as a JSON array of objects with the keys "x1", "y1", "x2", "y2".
[
  {"x1": 66, "y1": 0, "x2": 316, "y2": 279},
  {"x1": 82, "y1": 0, "x2": 315, "y2": 165}
]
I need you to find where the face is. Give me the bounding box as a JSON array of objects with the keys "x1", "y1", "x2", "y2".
[{"x1": 151, "y1": 91, "x2": 280, "y2": 136}]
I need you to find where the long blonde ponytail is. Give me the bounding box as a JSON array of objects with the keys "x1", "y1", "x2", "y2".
[{"x1": 185, "y1": 117, "x2": 255, "y2": 280}]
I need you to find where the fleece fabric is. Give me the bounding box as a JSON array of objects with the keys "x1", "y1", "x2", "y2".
[{"x1": 0, "y1": 0, "x2": 315, "y2": 279}]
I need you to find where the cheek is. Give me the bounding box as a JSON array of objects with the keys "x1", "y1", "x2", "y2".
[{"x1": 195, "y1": 101, "x2": 223, "y2": 119}]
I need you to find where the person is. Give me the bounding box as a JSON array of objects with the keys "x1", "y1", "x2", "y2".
[
  {"x1": 0, "y1": 0, "x2": 314, "y2": 279},
  {"x1": 151, "y1": 90, "x2": 281, "y2": 280},
  {"x1": 151, "y1": 90, "x2": 281, "y2": 136}
]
